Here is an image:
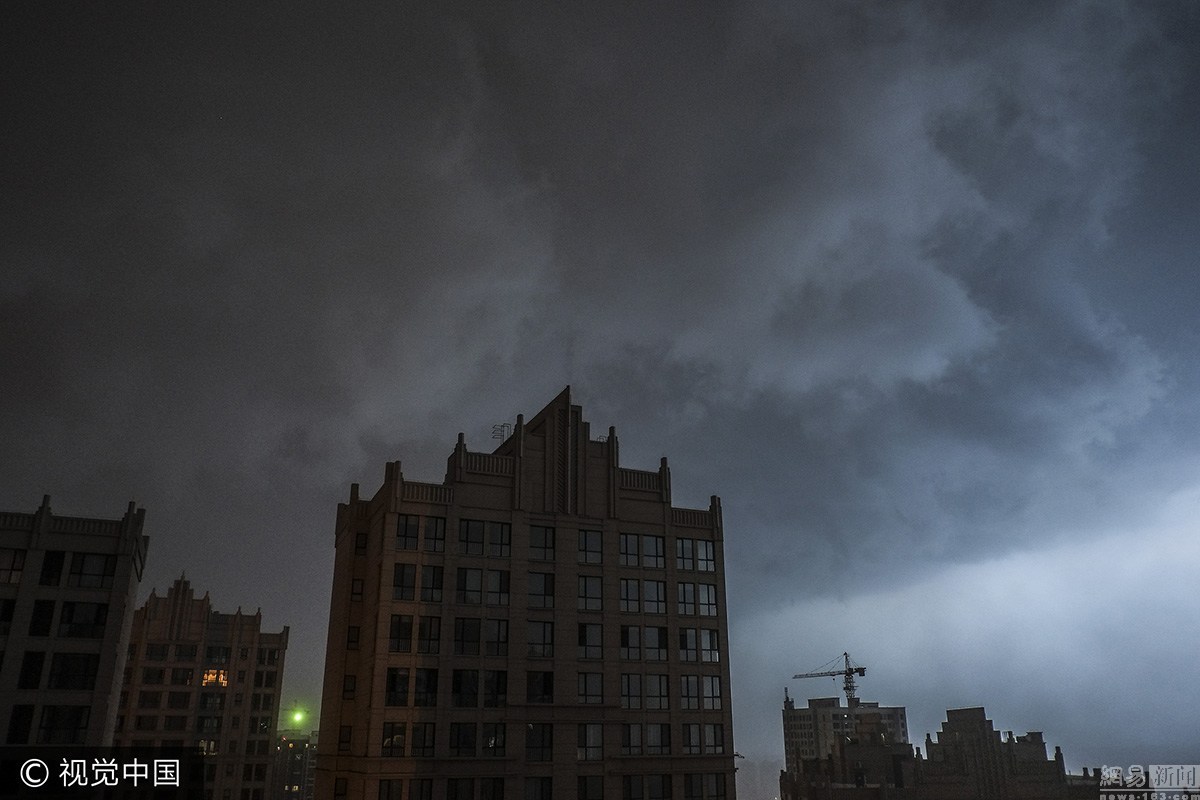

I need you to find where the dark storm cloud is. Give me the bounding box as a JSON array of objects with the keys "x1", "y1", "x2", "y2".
[{"x1": 3, "y1": 0, "x2": 1198, "y2": 777}]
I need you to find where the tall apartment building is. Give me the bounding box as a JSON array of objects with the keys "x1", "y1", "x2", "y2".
[
  {"x1": 317, "y1": 388, "x2": 736, "y2": 800},
  {"x1": 115, "y1": 576, "x2": 289, "y2": 800},
  {"x1": 782, "y1": 691, "x2": 908, "y2": 770},
  {"x1": 0, "y1": 495, "x2": 148, "y2": 746}
]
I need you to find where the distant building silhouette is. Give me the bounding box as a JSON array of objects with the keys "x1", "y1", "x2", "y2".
[
  {"x1": 272, "y1": 729, "x2": 317, "y2": 800},
  {"x1": 317, "y1": 387, "x2": 737, "y2": 799},
  {"x1": 782, "y1": 687, "x2": 909, "y2": 771},
  {"x1": 0, "y1": 496, "x2": 148, "y2": 745},
  {"x1": 115, "y1": 576, "x2": 289, "y2": 800},
  {"x1": 779, "y1": 705, "x2": 1098, "y2": 800}
]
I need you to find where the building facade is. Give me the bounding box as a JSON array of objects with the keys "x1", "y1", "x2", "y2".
[
  {"x1": 115, "y1": 576, "x2": 289, "y2": 800},
  {"x1": 272, "y1": 729, "x2": 317, "y2": 800},
  {"x1": 782, "y1": 690, "x2": 908, "y2": 770},
  {"x1": 0, "y1": 495, "x2": 148, "y2": 746},
  {"x1": 317, "y1": 388, "x2": 737, "y2": 800}
]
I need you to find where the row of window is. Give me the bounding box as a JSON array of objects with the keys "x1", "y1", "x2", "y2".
[
  {"x1": 378, "y1": 616, "x2": 719, "y2": 662},
  {"x1": 359, "y1": 773, "x2": 728, "y2": 800},
  {"x1": 375, "y1": 517, "x2": 718, "y2": 572},
  {"x1": 12, "y1": 651, "x2": 99, "y2": 691},
  {"x1": 386, "y1": 568, "x2": 719, "y2": 616},
  {"x1": 0, "y1": 599, "x2": 108, "y2": 639},
  {"x1": 125, "y1": 688, "x2": 275, "y2": 712},
  {"x1": 365, "y1": 667, "x2": 723, "y2": 710},
  {"x1": 131, "y1": 666, "x2": 279, "y2": 689},
  {"x1": 6, "y1": 704, "x2": 89, "y2": 745},
  {"x1": 348, "y1": 720, "x2": 727, "y2": 760},
  {"x1": 132, "y1": 644, "x2": 280, "y2": 666},
  {"x1": 0, "y1": 548, "x2": 118, "y2": 588},
  {"x1": 117, "y1": 712, "x2": 275, "y2": 735}
]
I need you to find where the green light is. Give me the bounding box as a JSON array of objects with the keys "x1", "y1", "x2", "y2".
[{"x1": 292, "y1": 710, "x2": 304, "y2": 723}]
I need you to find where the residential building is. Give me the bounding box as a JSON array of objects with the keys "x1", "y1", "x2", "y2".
[
  {"x1": 782, "y1": 689, "x2": 909, "y2": 770},
  {"x1": 0, "y1": 495, "x2": 148, "y2": 746},
  {"x1": 272, "y1": 729, "x2": 317, "y2": 800},
  {"x1": 115, "y1": 575, "x2": 289, "y2": 800},
  {"x1": 317, "y1": 387, "x2": 737, "y2": 799}
]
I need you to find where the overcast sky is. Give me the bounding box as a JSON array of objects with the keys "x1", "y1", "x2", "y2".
[{"x1": 4, "y1": 0, "x2": 1199, "y2": 785}]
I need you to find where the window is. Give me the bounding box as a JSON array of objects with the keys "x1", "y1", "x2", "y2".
[
  {"x1": 621, "y1": 724, "x2": 642, "y2": 756},
  {"x1": 526, "y1": 671, "x2": 553, "y2": 703},
  {"x1": 701, "y1": 629, "x2": 720, "y2": 662},
  {"x1": 480, "y1": 778, "x2": 505, "y2": 800},
  {"x1": 484, "y1": 670, "x2": 507, "y2": 707},
  {"x1": 385, "y1": 668, "x2": 409, "y2": 706},
  {"x1": 39, "y1": 551, "x2": 64, "y2": 586},
  {"x1": 579, "y1": 776, "x2": 604, "y2": 800},
  {"x1": 645, "y1": 674, "x2": 668, "y2": 709},
  {"x1": 175, "y1": 644, "x2": 197, "y2": 660},
  {"x1": 577, "y1": 623, "x2": 601, "y2": 659},
  {"x1": 646, "y1": 724, "x2": 670, "y2": 756},
  {"x1": 623, "y1": 776, "x2": 644, "y2": 800},
  {"x1": 681, "y1": 675, "x2": 700, "y2": 710},
  {"x1": 390, "y1": 615, "x2": 413, "y2": 652},
  {"x1": 577, "y1": 723, "x2": 602, "y2": 760},
  {"x1": 620, "y1": 626, "x2": 640, "y2": 659},
  {"x1": 699, "y1": 584, "x2": 717, "y2": 616},
  {"x1": 697, "y1": 540, "x2": 716, "y2": 572},
  {"x1": 355, "y1": 531, "x2": 368, "y2": 555},
  {"x1": 619, "y1": 579, "x2": 639, "y2": 612},
  {"x1": 488, "y1": 522, "x2": 512, "y2": 557},
  {"x1": 526, "y1": 723, "x2": 553, "y2": 762},
  {"x1": 137, "y1": 691, "x2": 161, "y2": 709},
  {"x1": 397, "y1": 515, "x2": 420, "y2": 550},
  {"x1": 420, "y1": 566, "x2": 443, "y2": 602},
  {"x1": 450, "y1": 722, "x2": 476, "y2": 756},
  {"x1": 678, "y1": 582, "x2": 696, "y2": 615},
  {"x1": 167, "y1": 692, "x2": 189, "y2": 709},
  {"x1": 37, "y1": 706, "x2": 89, "y2": 744},
  {"x1": 530, "y1": 526, "x2": 555, "y2": 560},
  {"x1": 706, "y1": 774, "x2": 727, "y2": 799},
  {"x1": 346, "y1": 626, "x2": 360, "y2": 650},
  {"x1": 0, "y1": 598, "x2": 14, "y2": 636},
  {"x1": 68, "y1": 552, "x2": 116, "y2": 588},
  {"x1": 410, "y1": 722, "x2": 435, "y2": 757},
  {"x1": 644, "y1": 626, "x2": 667, "y2": 660},
  {"x1": 484, "y1": 618, "x2": 508, "y2": 656},
  {"x1": 380, "y1": 779, "x2": 403, "y2": 800},
  {"x1": 456, "y1": 568, "x2": 482, "y2": 604},
  {"x1": 642, "y1": 535, "x2": 665, "y2": 568},
  {"x1": 0, "y1": 548, "x2": 26, "y2": 583},
  {"x1": 680, "y1": 628, "x2": 698, "y2": 662},
  {"x1": 577, "y1": 576, "x2": 602, "y2": 611},
  {"x1": 676, "y1": 538, "x2": 695, "y2": 570},
  {"x1": 393, "y1": 563, "x2": 416, "y2": 600},
  {"x1": 483, "y1": 722, "x2": 505, "y2": 756},
  {"x1": 338, "y1": 724, "x2": 352, "y2": 753},
  {"x1": 424, "y1": 517, "x2": 446, "y2": 552},
  {"x1": 620, "y1": 673, "x2": 641, "y2": 709},
  {"x1": 454, "y1": 618, "x2": 481, "y2": 655},
  {"x1": 646, "y1": 775, "x2": 672, "y2": 800},
  {"x1": 342, "y1": 674, "x2": 355, "y2": 699},
  {"x1": 619, "y1": 534, "x2": 638, "y2": 566},
  {"x1": 643, "y1": 580, "x2": 666, "y2": 613},
  {"x1": 452, "y1": 669, "x2": 478, "y2": 707},
  {"x1": 28, "y1": 600, "x2": 54, "y2": 637},
  {"x1": 703, "y1": 676, "x2": 722, "y2": 709},
  {"x1": 413, "y1": 668, "x2": 438, "y2": 706},
  {"x1": 143, "y1": 667, "x2": 166, "y2": 685},
  {"x1": 350, "y1": 578, "x2": 363, "y2": 601},
  {"x1": 410, "y1": 779, "x2": 433, "y2": 800},
  {"x1": 447, "y1": 779, "x2": 474, "y2": 800},
  {"x1": 704, "y1": 723, "x2": 725, "y2": 754},
  {"x1": 577, "y1": 672, "x2": 602, "y2": 704},
  {"x1": 459, "y1": 520, "x2": 485, "y2": 555},
  {"x1": 486, "y1": 570, "x2": 510, "y2": 605},
  {"x1": 682, "y1": 723, "x2": 701, "y2": 755},
  {"x1": 417, "y1": 616, "x2": 440, "y2": 654},
  {"x1": 578, "y1": 530, "x2": 601, "y2": 564},
  {"x1": 528, "y1": 572, "x2": 554, "y2": 608},
  {"x1": 527, "y1": 621, "x2": 553, "y2": 657},
  {"x1": 525, "y1": 777, "x2": 552, "y2": 800}
]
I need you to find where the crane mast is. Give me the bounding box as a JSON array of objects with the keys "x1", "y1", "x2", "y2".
[{"x1": 791, "y1": 652, "x2": 866, "y2": 707}]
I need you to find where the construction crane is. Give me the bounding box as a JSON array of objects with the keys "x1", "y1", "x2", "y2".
[{"x1": 792, "y1": 652, "x2": 866, "y2": 707}]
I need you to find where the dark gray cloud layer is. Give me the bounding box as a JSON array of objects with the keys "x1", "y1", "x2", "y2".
[{"x1": 3, "y1": 0, "x2": 1198, "y2": 776}]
